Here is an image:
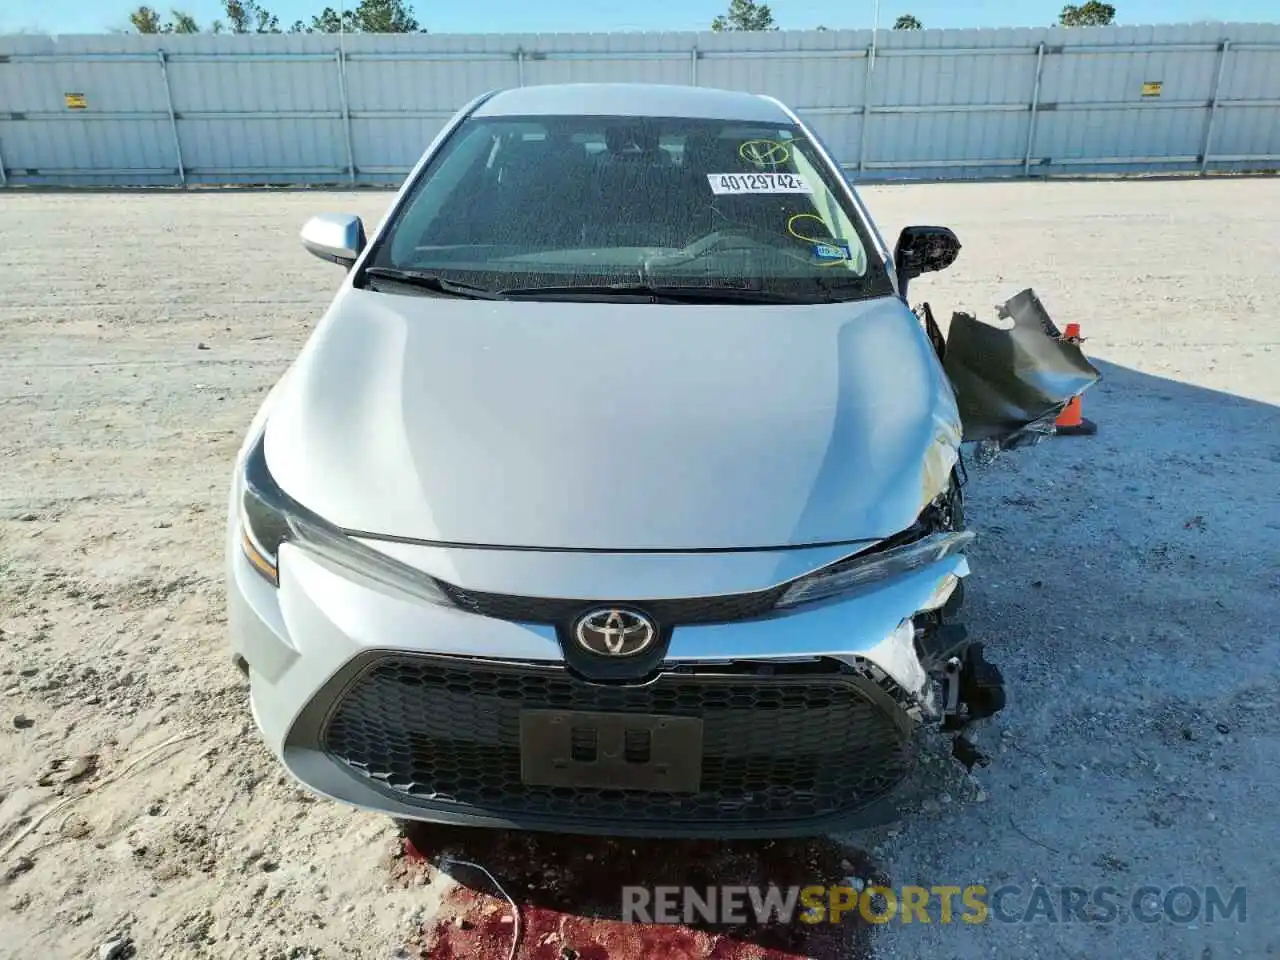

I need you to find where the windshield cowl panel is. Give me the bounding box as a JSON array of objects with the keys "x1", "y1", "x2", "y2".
[{"x1": 362, "y1": 113, "x2": 894, "y2": 305}]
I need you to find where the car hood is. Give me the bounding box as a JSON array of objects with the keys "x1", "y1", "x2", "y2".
[{"x1": 264, "y1": 287, "x2": 961, "y2": 550}]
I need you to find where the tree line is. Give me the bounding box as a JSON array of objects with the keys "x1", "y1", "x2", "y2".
[
  {"x1": 125, "y1": 0, "x2": 1120, "y2": 35},
  {"x1": 126, "y1": 0, "x2": 422, "y2": 33},
  {"x1": 712, "y1": 0, "x2": 1118, "y2": 32}
]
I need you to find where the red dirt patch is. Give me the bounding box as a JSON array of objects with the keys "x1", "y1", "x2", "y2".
[{"x1": 394, "y1": 822, "x2": 878, "y2": 960}]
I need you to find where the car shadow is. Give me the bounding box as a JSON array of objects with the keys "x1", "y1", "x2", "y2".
[{"x1": 955, "y1": 351, "x2": 1280, "y2": 725}]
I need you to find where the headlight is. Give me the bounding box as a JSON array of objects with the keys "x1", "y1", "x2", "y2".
[
  {"x1": 237, "y1": 433, "x2": 453, "y2": 607},
  {"x1": 774, "y1": 530, "x2": 973, "y2": 610}
]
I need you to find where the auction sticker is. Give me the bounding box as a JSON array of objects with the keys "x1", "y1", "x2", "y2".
[{"x1": 707, "y1": 172, "x2": 812, "y2": 195}]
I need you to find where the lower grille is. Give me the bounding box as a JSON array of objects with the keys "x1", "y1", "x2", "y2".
[{"x1": 317, "y1": 655, "x2": 912, "y2": 830}]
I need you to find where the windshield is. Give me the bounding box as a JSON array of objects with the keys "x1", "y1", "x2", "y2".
[{"x1": 363, "y1": 113, "x2": 894, "y2": 303}]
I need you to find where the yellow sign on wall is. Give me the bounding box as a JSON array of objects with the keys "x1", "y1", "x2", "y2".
[
  {"x1": 1141, "y1": 81, "x2": 1163, "y2": 97},
  {"x1": 64, "y1": 92, "x2": 87, "y2": 110}
]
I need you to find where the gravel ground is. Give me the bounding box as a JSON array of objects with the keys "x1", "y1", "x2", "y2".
[{"x1": 1, "y1": 179, "x2": 1277, "y2": 960}]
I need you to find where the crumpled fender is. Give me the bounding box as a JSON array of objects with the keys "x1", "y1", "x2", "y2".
[{"x1": 929, "y1": 288, "x2": 1102, "y2": 444}]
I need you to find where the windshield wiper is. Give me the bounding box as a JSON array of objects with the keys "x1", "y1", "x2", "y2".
[
  {"x1": 362, "y1": 267, "x2": 507, "y2": 300},
  {"x1": 497, "y1": 282, "x2": 831, "y2": 304}
]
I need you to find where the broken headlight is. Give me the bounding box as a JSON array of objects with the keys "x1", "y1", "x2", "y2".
[
  {"x1": 774, "y1": 530, "x2": 973, "y2": 610},
  {"x1": 237, "y1": 432, "x2": 453, "y2": 607}
]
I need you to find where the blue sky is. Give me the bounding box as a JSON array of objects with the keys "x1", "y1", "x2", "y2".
[{"x1": 1, "y1": 0, "x2": 1274, "y2": 35}]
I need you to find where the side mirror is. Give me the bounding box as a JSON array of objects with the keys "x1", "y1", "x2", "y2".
[
  {"x1": 894, "y1": 226, "x2": 961, "y2": 300},
  {"x1": 300, "y1": 213, "x2": 366, "y2": 268}
]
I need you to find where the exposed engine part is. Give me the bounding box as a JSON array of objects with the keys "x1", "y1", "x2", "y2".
[
  {"x1": 897, "y1": 438, "x2": 1007, "y2": 732},
  {"x1": 881, "y1": 469, "x2": 965, "y2": 558},
  {"x1": 941, "y1": 643, "x2": 1007, "y2": 731},
  {"x1": 916, "y1": 619, "x2": 968, "y2": 667},
  {"x1": 942, "y1": 657, "x2": 962, "y2": 714}
]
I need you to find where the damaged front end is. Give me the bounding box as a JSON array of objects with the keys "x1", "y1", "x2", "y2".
[
  {"x1": 851, "y1": 471, "x2": 1008, "y2": 737},
  {"x1": 903, "y1": 288, "x2": 1100, "y2": 732}
]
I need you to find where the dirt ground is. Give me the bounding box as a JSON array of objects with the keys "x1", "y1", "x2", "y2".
[{"x1": 1, "y1": 178, "x2": 1277, "y2": 960}]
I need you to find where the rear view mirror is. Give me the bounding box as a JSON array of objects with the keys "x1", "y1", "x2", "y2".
[
  {"x1": 894, "y1": 226, "x2": 961, "y2": 300},
  {"x1": 301, "y1": 213, "x2": 366, "y2": 268}
]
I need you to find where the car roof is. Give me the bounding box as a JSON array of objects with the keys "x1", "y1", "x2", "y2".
[{"x1": 472, "y1": 83, "x2": 793, "y2": 124}]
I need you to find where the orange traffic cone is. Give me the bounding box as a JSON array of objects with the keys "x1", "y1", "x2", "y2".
[{"x1": 1055, "y1": 323, "x2": 1097, "y2": 437}]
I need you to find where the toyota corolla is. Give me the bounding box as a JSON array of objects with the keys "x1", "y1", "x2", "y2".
[{"x1": 226, "y1": 82, "x2": 1098, "y2": 837}]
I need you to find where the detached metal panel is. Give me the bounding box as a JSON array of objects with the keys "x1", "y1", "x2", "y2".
[{"x1": 0, "y1": 23, "x2": 1277, "y2": 187}]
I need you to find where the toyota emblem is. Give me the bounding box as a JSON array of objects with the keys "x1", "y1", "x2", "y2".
[{"x1": 574, "y1": 608, "x2": 657, "y2": 658}]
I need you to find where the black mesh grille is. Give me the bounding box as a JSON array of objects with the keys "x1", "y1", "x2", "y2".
[
  {"x1": 319, "y1": 656, "x2": 911, "y2": 828},
  {"x1": 438, "y1": 583, "x2": 787, "y2": 626}
]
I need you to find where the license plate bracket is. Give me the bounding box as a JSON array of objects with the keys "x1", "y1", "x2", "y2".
[{"x1": 519, "y1": 710, "x2": 703, "y2": 793}]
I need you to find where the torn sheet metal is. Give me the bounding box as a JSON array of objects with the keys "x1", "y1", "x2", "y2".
[{"x1": 941, "y1": 288, "x2": 1101, "y2": 444}]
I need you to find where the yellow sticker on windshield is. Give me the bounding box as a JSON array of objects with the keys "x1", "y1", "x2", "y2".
[
  {"x1": 787, "y1": 214, "x2": 850, "y2": 268},
  {"x1": 739, "y1": 139, "x2": 791, "y2": 167},
  {"x1": 786, "y1": 213, "x2": 832, "y2": 243}
]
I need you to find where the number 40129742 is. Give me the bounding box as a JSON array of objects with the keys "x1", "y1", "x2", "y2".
[{"x1": 707, "y1": 172, "x2": 813, "y2": 195}]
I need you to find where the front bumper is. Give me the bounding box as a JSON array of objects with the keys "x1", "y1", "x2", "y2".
[{"x1": 229, "y1": 535, "x2": 968, "y2": 838}]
